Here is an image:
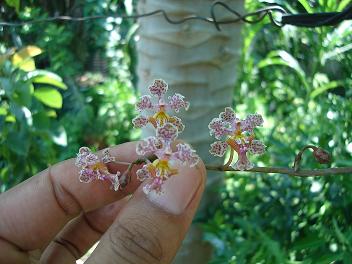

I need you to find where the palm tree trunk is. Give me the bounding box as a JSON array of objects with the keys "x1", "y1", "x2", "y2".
[{"x1": 136, "y1": 0, "x2": 243, "y2": 262}]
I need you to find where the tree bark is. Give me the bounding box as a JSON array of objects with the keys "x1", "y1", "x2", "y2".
[{"x1": 136, "y1": 0, "x2": 243, "y2": 262}]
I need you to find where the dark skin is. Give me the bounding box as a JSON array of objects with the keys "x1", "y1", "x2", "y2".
[{"x1": 0, "y1": 141, "x2": 206, "y2": 264}]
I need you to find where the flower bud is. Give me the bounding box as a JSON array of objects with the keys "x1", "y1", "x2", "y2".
[{"x1": 313, "y1": 148, "x2": 331, "y2": 164}]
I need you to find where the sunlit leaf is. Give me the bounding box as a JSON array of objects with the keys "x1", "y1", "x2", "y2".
[
  {"x1": 27, "y1": 70, "x2": 67, "y2": 89},
  {"x1": 12, "y1": 46, "x2": 42, "y2": 71},
  {"x1": 34, "y1": 88, "x2": 62, "y2": 109}
]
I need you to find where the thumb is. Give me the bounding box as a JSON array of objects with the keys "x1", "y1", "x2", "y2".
[{"x1": 85, "y1": 160, "x2": 206, "y2": 264}]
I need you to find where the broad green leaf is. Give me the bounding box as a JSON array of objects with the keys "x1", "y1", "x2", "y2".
[
  {"x1": 5, "y1": 0, "x2": 19, "y2": 12},
  {"x1": 27, "y1": 70, "x2": 67, "y2": 90},
  {"x1": 34, "y1": 88, "x2": 62, "y2": 109},
  {"x1": 310, "y1": 81, "x2": 342, "y2": 99}
]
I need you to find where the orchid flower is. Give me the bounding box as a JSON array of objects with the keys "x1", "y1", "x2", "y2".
[
  {"x1": 208, "y1": 107, "x2": 265, "y2": 170},
  {"x1": 75, "y1": 147, "x2": 121, "y2": 191},
  {"x1": 136, "y1": 123, "x2": 199, "y2": 194},
  {"x1": 132, "y1": 79, "x2": 189, "y2": 132}
]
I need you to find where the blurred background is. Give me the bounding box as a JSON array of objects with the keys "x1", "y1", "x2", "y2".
[{"x1": 1, "y1": 0, "x2": 352, "y2": 263}]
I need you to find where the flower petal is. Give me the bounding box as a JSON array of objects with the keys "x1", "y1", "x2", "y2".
[
  {"x1": 136, "y1": 165, "x2": 153, "y2": 181},
  {"x1": 168, "y1": 116, "x2": 185, "y2": 132},
  {"x1": 168, "y1": 93, "x2": 190, "y2": 112},
  {"x1": 232, "y1": 152, "x2": 253, "y2": 171},
  {"x1": 109, "y1": 172, "x2": 121, "y2": 191},
  {"x1": 132, "y1": 115, "x2": 149, "y2": 128},
  {"x1": 148, "y1": 79, "x2": 168, "y2": 98},
  {"x1": 209, "y1": 141, "x2": 228, "y2": 157},
  {"x1": 136, "y1": 95, "x2": 153, "y2": 111},
  {"x1": 79, "y1": 168, "x2": 96, "y2": 183},
  {"x1": 101, "y1": 148, "x2": 116, "y2": 163},
  {"x1": 156, "y1": 123, "x2": 178, "y2": 142},
  {"x1": 208, "y1": 118, "x2": 231, "y2": 140},
  {"x1": 75, "y1": 147, "x2": 93, "y2": 167},
  {"x1": 249, "y1": 140, "x2": 266, "y2": 155},
  {"x1": 241, "y1": 113, "x2": 264, "y2": 132},
  {"x1": 219, "y1": 107, "x2": 237, "y2": 123},
  {"x1": 136, "y1": 137, "x2": 159, "y2": 156},
  {"x1": 143, "y1": 177, "x2": 164, "y2": 194},
  {"x1": 174, "y1": 143, "x2": 199, "y2": 167}
]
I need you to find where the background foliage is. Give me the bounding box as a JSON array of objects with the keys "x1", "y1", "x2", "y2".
[{"x1": 1, "y1": 0, "x2": 351, "y2": 263}]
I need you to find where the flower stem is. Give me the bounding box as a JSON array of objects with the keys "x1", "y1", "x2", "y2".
[{"x1": 205, "y1": 165, "x2": 352, "y2": 177}]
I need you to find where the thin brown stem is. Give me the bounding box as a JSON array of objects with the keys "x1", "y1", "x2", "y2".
[
  {"x1": 293, "y1": 145, "x2": 331, "y2": 171},
  {"x1": 118, "y1": 155, "x2": 157, "y2": 188},
  {"x1": 205, "y1": 165, "x2": 352, "y2": 177},
  {"x1": 224, "y1": 148, "x2": 234, "y2": 169}
]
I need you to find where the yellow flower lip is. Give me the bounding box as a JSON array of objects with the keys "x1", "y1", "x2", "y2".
[
  {"x1": 91, "y1": 162, "x2": 107, "y2": 171},
  {"x1": 153, "y1": 110, "x2": 170, "y2": 125},
  {"x1": 230, "y1": 129, "x2": 244, "y2": 141},
  {"x1": 152, "y1": 159, "x2": 176, "y2": 179}
]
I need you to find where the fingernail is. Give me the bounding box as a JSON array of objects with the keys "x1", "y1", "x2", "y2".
[{"x1": 147, "y1": 166, "x2": 202, "y2": 215}]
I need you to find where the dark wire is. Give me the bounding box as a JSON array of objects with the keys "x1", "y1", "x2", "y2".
[
  {"x1": 0, "y1": 1, "x2": 351, "y2": 30},
  {"x1": 281, "y1": 3, "x2": 352, "y2": 27},
  {"x1": 0, "y1": 1, "x2": 288, "y2": 30}
]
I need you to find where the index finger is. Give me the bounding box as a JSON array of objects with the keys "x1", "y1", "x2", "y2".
[{"x1": 0, "y1": 141, "x2": 141, "y2": 251}]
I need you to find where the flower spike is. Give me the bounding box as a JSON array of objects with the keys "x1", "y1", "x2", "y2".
[{"x1": 208, "y1": 107, "x2": 266, "y2": 170}]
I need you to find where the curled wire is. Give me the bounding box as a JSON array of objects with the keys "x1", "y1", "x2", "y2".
[
  {"x1": 0, "y1": 1, "x2": 288, "y2": 30},
  {"x1": 210, "y1": 1, "x2": 288, "y2": 30},
  {"x1": 1, "y1": 1, "x2": 350, "y2": 30}
]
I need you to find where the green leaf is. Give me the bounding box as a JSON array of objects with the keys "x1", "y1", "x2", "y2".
[
  {"x1": 292, "y1": 234, "x2": 325, "y2": 251},
  {"x1": 257, "y1": 50, "x2": 309, "y2": 90},
  {"x1": 34, "y1": 88, "x2": 63, "y2": 109},
  {"x1": 6, "y1": 129, "x2": 30, "y2": 156},
  {"x1": 298, "y1": 0, "x2": 314, "y2": 13},
  {"x1": 5, "y1": 0, "x2": 19, "y2": 12},
  {"x1": 13, "y1": 83, "x2": 32, "y2": 107},
  {"x1": 333, "y1": 218, "x2": 351, "y2": 247},
  {"x1": 0, "y1": 107, "x2": 7, "y2": 115},
  {"x1": 310, "y1": 81, "x2": 342, "y2": 99},
  {"x1": 12, "y1": 46, "x2": 42, "y2": 71},
  {"x1": 27, "y1": 70, "x2": 67, "y2": 90},
  {"x1": 338, "y1": 0, "x2": 352, "y2": 11},
  {"x1": 33, "y1": 112, "x2": 50, "y2": 130},
  {"x1": 312, "y1": 253, "x2": 343, "y2": 264}
]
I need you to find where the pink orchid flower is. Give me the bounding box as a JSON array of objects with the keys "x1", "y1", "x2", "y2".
[
  {"x1": 75, "y1": 147, "x2": 121, "y2": 191},
  {"x1": 132, "y1": 79, "x2": 189, "y2": 132},
  {"x1": 208, "y1": 107, "x2": 265, "y2": 170},
  {"x1": 136, "y1": 123, "x2": 199, "y2": 194}
]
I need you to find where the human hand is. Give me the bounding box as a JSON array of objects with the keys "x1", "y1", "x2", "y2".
[{"x1": 0, "y1": 141, "x2": 206, "y2": 264}]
